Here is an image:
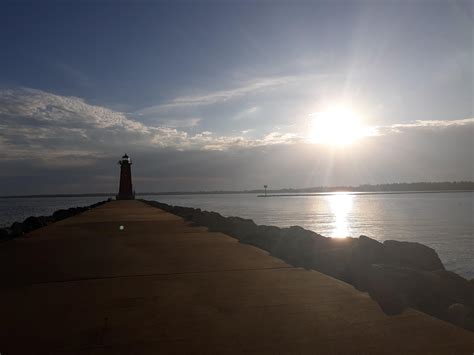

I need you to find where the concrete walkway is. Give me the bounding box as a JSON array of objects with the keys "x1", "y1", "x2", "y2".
[{"x1": 0, "y1": 200, "x2": 472, "y2": 354}]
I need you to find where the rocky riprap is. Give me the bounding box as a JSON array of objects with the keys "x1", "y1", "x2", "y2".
[
  {"x1": 142, "y1": 199, "x2": 474, "y2": 332},
  {"x1": 0, "y1": 199, "x2": 111, "y2": 242}
]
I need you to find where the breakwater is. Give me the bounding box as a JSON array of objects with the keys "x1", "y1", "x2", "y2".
[
  {"x1": 0, "y1": 199, "x2": 111, "y2": 242},
  {"x1": 142, "y1": 199, "x2": 474, "y2": 332}
]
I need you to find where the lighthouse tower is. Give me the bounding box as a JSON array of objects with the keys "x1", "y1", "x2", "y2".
[{"x1": 117, "y1": 154, "x2": 135, "y2": 200}]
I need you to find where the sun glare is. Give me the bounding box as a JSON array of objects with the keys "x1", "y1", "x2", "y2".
[{"x1": 308, "y1": 106, "x2": 371, "y2": 146}]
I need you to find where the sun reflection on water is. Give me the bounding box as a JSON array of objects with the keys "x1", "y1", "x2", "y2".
[{"x1": 327, "y1": 193, "x2": 353, "y2": 238}]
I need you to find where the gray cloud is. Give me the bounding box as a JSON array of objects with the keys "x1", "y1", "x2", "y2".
[{"x1": 0, "y1": 88, "x2": 302, "y2": 164}]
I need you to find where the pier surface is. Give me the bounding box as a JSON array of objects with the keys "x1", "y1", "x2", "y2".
[{"x1": 0, "y1": 200, "x2": 472, "y2": 354}]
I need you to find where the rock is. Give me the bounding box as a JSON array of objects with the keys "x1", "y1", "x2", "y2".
[
  {"x1": 0, "y1": 228, "x2": 11, "y2": 241},
  {"x1": 349, "y1": 236, "x2": 386, "y2": 291},
  {"x1": 447, "y1": 303, "x2": 470, "y2": 324},
  {"x1": 446, "y1": 303, "x2": 474, "y2": 331},
  {"x1": 193, "y1": 211, "x2": 226, "y2": 232},
  {"x1": 464, "y1": 311, "x2": 474, "y2": 331},
  {"x1": 366, "y1": 264, "x2": 419, "y2": 315},
  {"x1": 1, "y1": 200, "x2": 108, "y2": 242},
  {"x1": 141, "y1": 199, "x2": 474, "y2": 331},
  {"x1": 52, "y1": 209, "x2": 73, "y2": 221},
  {"x1": 314, "y1": 238, "x2": 357, "y2": 281},
  {"x1": 366, "y1": 264, "x2": 474, "y2": 326},
  {"x1": 357, "y1": 235, "x2": 385, "y2": 260},
  {"x1": 271, "y1": 226, "x2": 325, "y2": 269},
  {"x1": 241, "y1": 225, "x2": 282, "y2": 251},
  {"x1": 431, "y1": 270, "x2": 474, "y2": 308},
  {"x1": 23, "y1": 216, "x2": 48, "y2": 230},
  {"x1": 220, "y1": 216, "x2": 258, "y2": 240},
  {"x1": 10, "y1": 222, "x2": 29, "y2": 236},
  {"x1": 383, "y1": 240, "x2": 444, "y2": 271}
]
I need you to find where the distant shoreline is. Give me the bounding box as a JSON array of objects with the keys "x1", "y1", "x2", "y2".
[
  {"x1": 257, "y1": 190, "x2": 474, "y2": 197},
  {"x1": 1, "y1": 189, "x2": 473, "y2": 199}
]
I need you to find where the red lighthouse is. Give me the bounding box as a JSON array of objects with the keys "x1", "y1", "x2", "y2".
[{"x1": 117, "y1": 154, "x2": 135, "y2": 200}]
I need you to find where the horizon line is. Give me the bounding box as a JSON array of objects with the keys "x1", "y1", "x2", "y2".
[{"x1": 1, "y1": 181, "x2": 473, "y2": 199}]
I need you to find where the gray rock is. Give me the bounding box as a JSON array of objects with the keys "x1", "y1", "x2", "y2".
[
  {"x1": 383, "y1": 240, "x2": 444, "y2": 271},
  {"x1": 348, "y1": 236, "x2": 386, "y2": 289},
  {"x1": 366, "y1": 264, "x2": 474, "y2": 330}
]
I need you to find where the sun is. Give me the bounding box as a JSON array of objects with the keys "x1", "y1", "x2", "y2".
[{"x1": 308, "y1": 106, "x2": 369, "y2": 146}]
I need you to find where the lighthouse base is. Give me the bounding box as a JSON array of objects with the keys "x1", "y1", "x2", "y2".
[{"x1": 116, "y1": 192, "x2": 135, "y2": 200}]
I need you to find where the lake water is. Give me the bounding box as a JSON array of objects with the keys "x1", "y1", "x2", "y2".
[
  {"x1": 0, "y1": 196, "x2": 113, "y2": 229},
  {"x1": 142, "y1": 192, "x2": 473, "y2": 279},
  {"x1": 1, "y1": 192, "x2": 472, "y2": 279}
]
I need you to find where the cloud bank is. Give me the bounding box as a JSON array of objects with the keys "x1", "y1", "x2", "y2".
[{"x1": 0, "y1": 88, "x2": 472, "y2": 194}]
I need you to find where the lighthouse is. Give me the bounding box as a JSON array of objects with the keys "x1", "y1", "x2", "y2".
[{"x1": 117, "y1": 154, "x2": 135, "y2": 200}]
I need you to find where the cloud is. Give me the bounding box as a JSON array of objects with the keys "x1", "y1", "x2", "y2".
[
  {"x1": 375, "y1": 118, "x2": 474, "y2": 135},
  {"x1": 390, "y1": 118, "x2": 474, "y2": 129},
  {"x1": 137, "y1": 76, "x2": 295, "y2": 115},
  {"x1": 153, "y1": 117, "x2": 202, "y2": 128},
  {"x1": 232, "y1": 106, "x2": 260, "y2": 120},
  {"x1": 1, "y1": 87, "x2": 472, "y2": 195},
  {"x1": 0, "y1": 88, "x2": 303, "y2": 164},
  {"x1": 0, "y1": 88, "x2": 149, "y2": 132}
]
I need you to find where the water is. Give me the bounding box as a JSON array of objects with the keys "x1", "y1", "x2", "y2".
[
  {"x1": 0, "y1": 196, "x2": 112, "y2": 228},
  {"x1": 0, "y1": 192, "x2": 472, "y2": 279},
  {"x1": 142, "y1": 192, "x2": 473, "y2": 279}
]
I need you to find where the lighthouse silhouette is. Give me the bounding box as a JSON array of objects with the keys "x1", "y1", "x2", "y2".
[{"x1": 117, "y1": 154, "x2": 135, "y2": 200}]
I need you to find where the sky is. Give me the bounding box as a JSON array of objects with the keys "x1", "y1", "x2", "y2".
[{"x1": 0, "y1": 0, "x2": 472, "y2": 194}]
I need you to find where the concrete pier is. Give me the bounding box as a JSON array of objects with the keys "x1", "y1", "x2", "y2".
[{"x1": 0, "y1": 200, "x2": 472, "y2": 354}]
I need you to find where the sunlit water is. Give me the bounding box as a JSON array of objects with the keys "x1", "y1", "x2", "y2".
[{"x1": 0, "y1": 192, "x2": 472, "y2": 279}]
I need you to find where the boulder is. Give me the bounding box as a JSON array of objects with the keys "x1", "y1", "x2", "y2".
[
  {"x1": 272, "y1": 226, "x2": 326, "y2": 269},
  {"x1": 140, "y1": 199, "x2": 474, "y2": 331},
  {"x1": 349, "y1": 236, "x2": 386, "y2": 291},
  {"x1": 383, "y1": 240, "x2": 444, "y2": 271},
  {"x1": 447, "y1": 303, "x2": 470, "y2": 326},
  {"x1": 10, "y1": 222, "x2": 29, "y2": 236},
  {"x1": 23, "y1": 216, "x2": 48, "y2": 230},
  {"x1": 366, "y1": 264, "x2": 474, "y2": 326},
  {"x1": 241, "y1": 225, "x2": 282, "y2": 251},
  {"x1": 431, "y1": 270, "x2": 474, "y2": 308},
  {"x1": 52, "y1": 209, "x2": 73, "y2": 221},
  {"x1": 0, "y1": 228, "x2": 11, "y2": 241},
  {"x1": 313, "y1": 239, "x2": 357, "y2": 282},
  {"x1": 219, "y1": 216, "x2": 258, "y2": 240},
  {"x1": 366, "y1": 264, "x2": 419, "y2": 315},
  {"x1": 356, "y1": 235, "x2": 385, "y2": 262}
]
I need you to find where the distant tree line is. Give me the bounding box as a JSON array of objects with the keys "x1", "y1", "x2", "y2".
[
  {"x1": 356, "y1": 181, "x2": 474, "y2": 192},
  {"x1": 1, "y1": 181, "x2": 473, "y2": 198},
  {"x1": 253, "y1": 181, "x2": 474, "y2": 194}
]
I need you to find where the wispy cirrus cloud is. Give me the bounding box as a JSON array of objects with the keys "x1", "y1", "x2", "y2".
[
  {"x1": 389, "y1": 118, "x2": 474, "y2": 129},
  {"x1": 152, "y1": 117, "x2": 202, "y2": 128},
  {"x1": 376, "y1": 118, "x2": 474, "y2": 135},
  {"x1": 137, "y1": 76, "x2": 296, "y2": 115}
]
